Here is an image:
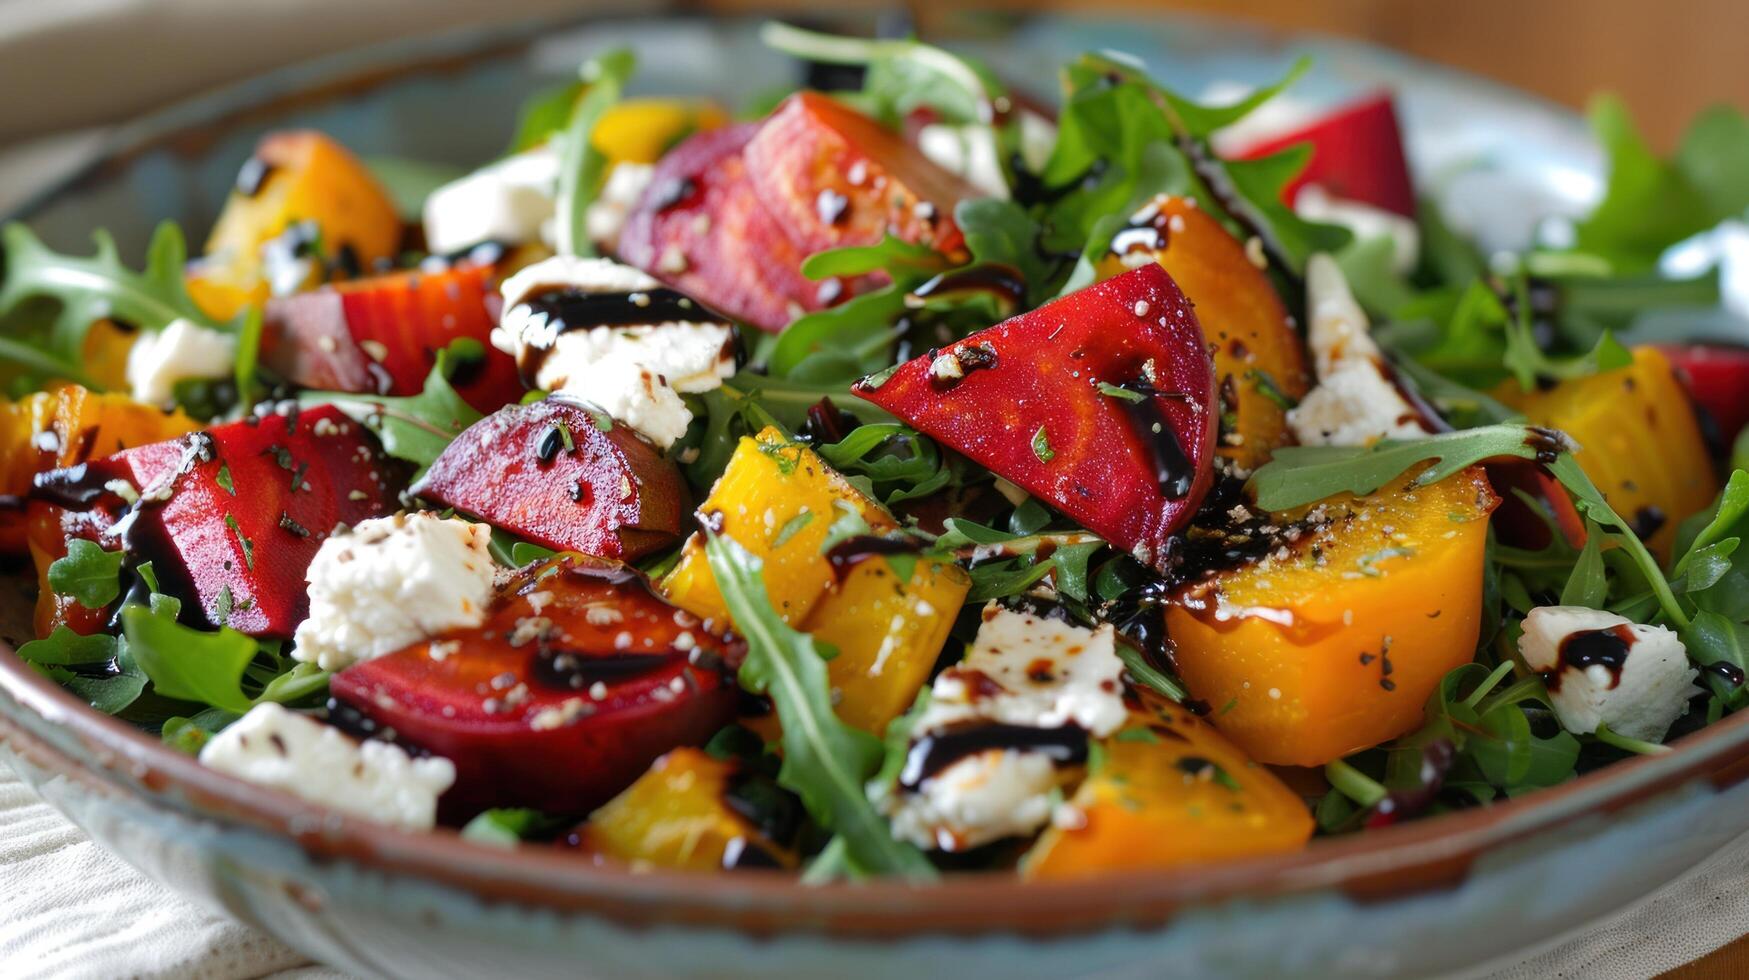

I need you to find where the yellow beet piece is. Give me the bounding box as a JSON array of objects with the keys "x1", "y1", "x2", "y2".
[
  {"x1": 748, "y1": 555, "x2": 969, "y2": 740},
  {"x1": 662, "y1": 426, "x2": 896, "y2": 627},
  {"x1": 573, "y1": 748, "x2": 794, "y2": 872},
  {"x1": 1495, "y1": 346, "x2": 1716, "y2": 560},
  {"x1": 196, "y1": 130, "x2": 402, "y2": 317},
  {"x1": 594, "y1": 99, "x2": 729, "y2": 165},
  {"x1": 1024, "y1": 695, "x2": 1312, "y2": 878},
  {"x1": 1165, "y1": 466, "x2": 1497, "y2": 767},
  {"x1": 1095, "y1": 195, "x2": 1310, "y2": 470}
]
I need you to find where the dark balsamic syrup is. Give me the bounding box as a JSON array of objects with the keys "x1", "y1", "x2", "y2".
[{"x1": 898, "y1": 723, "x2": 1089, "y2": 790}]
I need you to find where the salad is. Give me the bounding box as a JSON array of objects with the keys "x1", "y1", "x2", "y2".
[{"x1": 3, "y1": 22, "x2": 1747, "y2": 881}]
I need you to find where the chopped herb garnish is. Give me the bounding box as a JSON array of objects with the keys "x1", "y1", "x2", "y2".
[{"x1": 1031, "y1": 425, "x2": 1055, "y2": 463}]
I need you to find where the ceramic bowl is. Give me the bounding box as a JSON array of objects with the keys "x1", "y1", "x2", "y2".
[{"x1": 3, "y1": 12, "x2": 1743, "y2": 979}]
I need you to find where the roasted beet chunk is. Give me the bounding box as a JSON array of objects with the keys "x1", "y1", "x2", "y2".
[
  {"x1": 30, "y1": 405, "x2": 402, "y2": 636},
  {"x1": 743, "y1": 92, "x2": 979, "y2": 257},
  {"x1": 411, "y1": 397, "x2": 689, "y2": 561},
  {"x1": 330, "y1": 555, "x2": 741, "y2": 818},
  {"x1": 618, "y1": 123, "x2": 860, "y2": 332},
  {"x1": 262, "y1": 261, "x2": 524, "y2": 413},
  {"x1": 854, "y1": 264, "x2": 1217, "y2": 570}
]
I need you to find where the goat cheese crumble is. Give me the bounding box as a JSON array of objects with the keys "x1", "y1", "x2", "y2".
[
  {"x1": 199, "y1": 702, "x2": 455, "y2": 829},
  {"x1": 878, "y1": 604, "x2": 1126, "y2": 851},
  {"x1": 292, "y1": 512, "x2": 496, "y2": 672},
  {"x1": 422, "y1": 146, "x2": 559, "y2": 256},
  {"x1": 126, "y1": 318, "x2": 239, "y2": 408},
  {"x1": 492, "y1": 256, "x2": 736, "y2": 448},
  {"x1": 1518, "y1": 605, "x2": 1698, "y2": 743},
  {"x1": 1287, "y1": 254, "x2": 1428, "y2": 447}
]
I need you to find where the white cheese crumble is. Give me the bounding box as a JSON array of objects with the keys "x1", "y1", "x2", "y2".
[
  {"x1": 916, "y1": 111, "x2": 1056, "y2": 200},
  {"x1": 877, "y1": 604, "x2": 1126, "y2": 851},
  {"x1": 292, "y1": 512, "x2": 496, "y2": 672},
  {"x1": 1287, "y1": 254, "x2": 1428, "y2": 447},
  {"x1": 1518, "y1": 606, "x2": 1698, "y2": 743},
  {"x1": 584, "y1": 162, "x2": 655, "y2": 255},
  {"x1": 199, "y1": 703, "x2": 454, "y2": 828},
  {"x1": 422, "y1": 145, "x2": 559, "y2": 256},
  {"x1": 492, "y1": 255, "x2": 736, "y2": 449},
  {"x1": 125, "y1": 318, "x2": 239, "y2": 409},
  {"x1": 1295, "y1": 184, "x2": 1421, "y2": 274}
]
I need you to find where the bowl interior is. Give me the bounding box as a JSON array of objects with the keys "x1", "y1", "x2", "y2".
[{"x1": 5, "y1": 6, "x2": 1740, "y2": 928}]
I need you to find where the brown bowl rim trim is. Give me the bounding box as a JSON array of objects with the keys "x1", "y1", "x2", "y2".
[{"x1": 2, "y1": 641, "x2": 1744, "y2": 939}]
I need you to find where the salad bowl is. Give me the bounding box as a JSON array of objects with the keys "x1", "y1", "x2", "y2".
[{"x1": 2, "y1": 10, "x2": 1746, "y2": 979}]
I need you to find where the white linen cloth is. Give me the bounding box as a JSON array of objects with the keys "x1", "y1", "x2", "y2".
[{"x1": 4, "y1": 757, "x2": 1748, "y2": 979}]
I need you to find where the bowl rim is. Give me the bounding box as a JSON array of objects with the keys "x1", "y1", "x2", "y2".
[
  {"x1": 3, "y1": 8, "x2": 1744, "y2": 940},
  {"x1": 5, "y1": 640, "x2": 1749, "y2": 937}
]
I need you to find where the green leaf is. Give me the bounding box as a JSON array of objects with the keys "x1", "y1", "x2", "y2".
[
  {"x1": 1031, "y1": 425, "x2": 1055, "y2": 463},
  {"x1": 232, "y1": 304, "x2": 266, "y2": 406},
  {"x1": 46, "y1": 539, "x2": 125, "y2": 609},
  {"x1": 1114, "y1": 640, "x2": 1189, "y2": 702},
  {"x1": 461, "y1": 807, "x2": 566, "y2": 847},
  {"x1": 1559, "y1": 520, "x2": 1609, "y2": 608},
  {"x1": 702, "y1": 534, "x2": 935, "y2": 879},
  {"x1": 0, "y1": 221, "x2": 220, "y2": 368},
  {"x1": 1248, "y1": 425, "x2": 1550, "y2": 511},
  {"x1": 1501, "y1": 273, "x2": 1632, "y2": 390},
  {"x1": 554, "y1": 50, "x2": 636, "y2": 257},
  {"x1": 16, "y1": 627, "x2": 117, "y2": 666},
  {"x1": 507, "y1": 82, "x2": 584, "y2": 153},
  {"x1": 121, "y1": 604, "x2": 258, "y2": 713},
  {"x1": 954, "y1": 199, "x2": 1059, "y2": 305},
  {"x1": 299, "y1": 339, "x2": 487, "y2": 471},
  {"x1": 760, "y1": 21, "x2": 1006, "y2": 131},
  {"x1": 1248, "y1": 423, "x2": 1687, "y2": 627},
  {"x1": 1574, "y1": 96, "x2": 1749, "y2": 271},
  {"x1": 799, "y1": 236, "x2": 949, "y2": 281}
]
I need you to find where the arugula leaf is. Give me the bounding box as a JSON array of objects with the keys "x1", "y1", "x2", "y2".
[
  {"x1": 1058, "y1": 53, "x2": 1349, "y2": 273},
  {"x1": 1247, "y1": 425, "x2": 1550, "y2": 511},
  {"x1": 461, "y1": 808, "x2": 567, "y2": 847},
  {"x1": 799, "y1": 236, "x2": 949, "y2": 281},
  {"x1": 954, "y1": 199, "x2": 1060, "y2": 305},
  {"x1": 232, "y1": 304, "x2": 267, "y2": 407},
  {"x1": 1500, "y1": 274, "x2": 1632, "y2": 390},
  {"x1": 760, "y1": 21, "x2": 1007, "y2": 133},
  {"x1": 1114, "y1": 640, "x2": 1189, "y2": 701},
  {"x1": 1559, "y1": 520, "x2": 1609, "y2": 608},
  {"x1": 1574, "y1": 96, "x2": 1749, "y2": 272},
  {"x1": 1249, "y1": 424, "x2": 1688, "y2": 627},
  {"x1": 554, "y1": 49, "x2": 637, "y2": 257},
  {"x1": 703, "y1": 533, "x2": 935, "y2": 878},
  {"x1": 17, "y1": 626, "x2": 118, "y2": 667},
  {"x1": 46, "y1": 539, "x2": 126, "y2": 609},
  {"x1": 121, "y1": 604, "x2": 259, "y2": 714},
  {"x1": 0, "y1": 222, "x2": 219, "y2": 368},
  {"x1": 508, "y1": 81, "x2": 586, "y2": 154},
  {"x1": 298, "y1": 339, "x2": 486, "y2": 470}
]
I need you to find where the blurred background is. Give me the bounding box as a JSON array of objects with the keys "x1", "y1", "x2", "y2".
[{"x1": 1, "y1": 0, "x2": 1745, "y2": 150}]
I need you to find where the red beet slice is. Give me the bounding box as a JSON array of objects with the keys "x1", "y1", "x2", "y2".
[
  {"x1": 30, "y1": 405, "x2": 402, "y2": 636},
  {"x1": 262, "y1": 261, "x2": 525, "y2": 413},
  {"x1": 1235, "y1": 93, "x2": 1416, "y2": 219},
  {"x1": 1655, "y1": 343, "x2": 1749, "y2": 445},
  {"x1": 744, "y1": 92, "x2": 979, "y2": 258},
  {"x1": 411, "y1": 397, "x2": 689, "y2": 562},
  {"x1": 853, "y1": 264, "x2": 1217, "y2": 570},
  {"x1": 618, "y1": 123, "x2": 859, "y2": 332},
  {"x1": 330, "y1": 555, "x2": 740, "y2": 818}
]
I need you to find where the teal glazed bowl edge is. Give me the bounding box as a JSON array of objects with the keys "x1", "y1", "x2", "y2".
[{"x1": 2, "y1": 12, "x2": 1743, "y2": 979}]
